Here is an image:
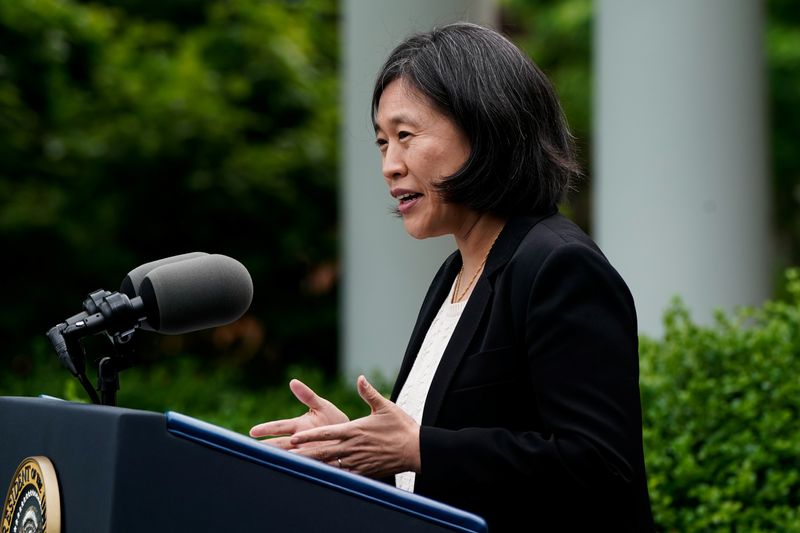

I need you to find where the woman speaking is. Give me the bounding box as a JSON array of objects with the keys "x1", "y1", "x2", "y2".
[{"x1": 251, "y1": 22, "x2": 654, "y2": 532}]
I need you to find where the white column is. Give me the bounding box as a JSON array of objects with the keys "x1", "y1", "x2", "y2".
[
  {"x1": 342, "y1": 0, "x2": 498, "y2": 380},
  {"x1": 594, "y1": 0, "x2": 771, "y2": 337}
]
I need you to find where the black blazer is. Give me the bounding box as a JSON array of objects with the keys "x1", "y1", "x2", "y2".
[{"x1": 390, "y1": 211, "x2": 654, "y2": 532}]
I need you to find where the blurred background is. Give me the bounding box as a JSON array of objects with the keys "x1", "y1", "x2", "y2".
[
  {"x1": 1, "y1": 1, "x2": 799, "y2": 528},
  {"x1": 1, "y1": 0, "x2": 341, "y2": 391}
]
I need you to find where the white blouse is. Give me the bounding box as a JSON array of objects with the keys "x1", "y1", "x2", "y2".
[{"x1": 395, "y1": 278, "x2": 466, "y2": 492}]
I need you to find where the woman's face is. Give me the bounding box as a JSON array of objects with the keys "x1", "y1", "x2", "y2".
[{"x1": 374, "y1": 79, "x2": 472, "y2": 240}]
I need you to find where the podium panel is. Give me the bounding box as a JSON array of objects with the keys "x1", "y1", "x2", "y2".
[{"x1": 0, "y1": 397, "x2": 486, "y2": 532}]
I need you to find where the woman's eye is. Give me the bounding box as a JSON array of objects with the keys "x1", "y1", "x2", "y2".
[
  {"x1": 375, "y1": 139, "x2": 388, "y2": 149},
  {"x1": 398, "y1": 131, "x2": 411, "y2": 140}
]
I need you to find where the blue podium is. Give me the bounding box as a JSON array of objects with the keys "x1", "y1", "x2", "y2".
[{"x1": 0, "y1": 397, "x2": 487, "y2": 532}]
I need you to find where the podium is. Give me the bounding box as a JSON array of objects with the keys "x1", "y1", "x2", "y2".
[{"x1": 0, "y1": 396, "x2": 487, "y2": 532}]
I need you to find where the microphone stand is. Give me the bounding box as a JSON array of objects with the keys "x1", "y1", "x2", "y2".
[
  {"x1": 97, "y1": 331, "x2": 137, "y2": 407},
  {"x1": 97, "y1": 358, "x2": 119, "y2": 406}
]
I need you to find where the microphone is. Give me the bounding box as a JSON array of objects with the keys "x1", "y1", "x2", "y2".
[
  {"x1": 119, "y1": 251, "x2": 208, "y2": 301},
  {"x1": 56, "y1": 253, "x2": 253, "y2": 339},
  {"x1": 47, "y1": 253, "x2": 253, "y2": 367},
  {"x1": 136, "y1": 254, "x2": 253, "y2": 334},
  {"x1": 46, "y1": 253, "x2": 254, "y2": 405}
]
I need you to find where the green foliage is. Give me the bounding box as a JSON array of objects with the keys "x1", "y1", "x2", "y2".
[
  {"x1": 0, "y1": 342, "x2": 390, "y2": 436},
  {"x1": 768, "y1": 0, "x2": 800, "y2": 263},
  {"x1": 114, "y1": 360, "x2": 386, "y2": 435},
  {"x1": 640, "y1": 269, "x2": 800, "y2": 531},
  {"x1": 0, "y1": 0, "x2": 340, "y2": 380}
]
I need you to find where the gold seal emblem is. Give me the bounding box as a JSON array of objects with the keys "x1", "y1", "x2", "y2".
[{"x1": 1, "y1": 457, "x2": 61, "y2": 533}]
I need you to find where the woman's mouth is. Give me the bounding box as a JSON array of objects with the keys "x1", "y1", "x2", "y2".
[{"x1": 398, "y1": 192, "x2": 423, "y2": 214}]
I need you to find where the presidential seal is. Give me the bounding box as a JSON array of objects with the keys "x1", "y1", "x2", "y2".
[{"x1": 1, "y1": 457, "x2": 61, "y2": 533}]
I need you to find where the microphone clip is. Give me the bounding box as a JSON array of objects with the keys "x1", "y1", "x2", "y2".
[{"x1": 47, "y1": 289, "x2": 145, "y2": 406}]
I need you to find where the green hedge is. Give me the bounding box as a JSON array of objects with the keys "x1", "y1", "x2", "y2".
[
  {"x1": 640, "y1": 269, "x2": 800, "y2": 531},
  {"x1": 0, "y1": 339, "x2": 377, "y2": 435}
]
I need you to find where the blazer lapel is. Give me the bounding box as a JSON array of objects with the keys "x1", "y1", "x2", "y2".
[
  {"x1": 390, "y1": 253, "x2": 461, "y2": 401},
  {"x1": 421, "y1": 274, "x2": 492, "y2": 425},
  {"x1": 419, "y1": 209, "x2": 557, "y2": 424}
]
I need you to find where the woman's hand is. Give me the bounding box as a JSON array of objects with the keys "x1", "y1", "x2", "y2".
[
  {"x1": 249, "y1": 379, "x2": 349, "y2": 450},
  {"x1": 289, "y1": 375, "x2": 421, "y2": 479}
]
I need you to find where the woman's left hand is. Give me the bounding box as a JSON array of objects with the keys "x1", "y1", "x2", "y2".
[{"x1": 290, "y1": 375, "x2": 421, "y2": 479}]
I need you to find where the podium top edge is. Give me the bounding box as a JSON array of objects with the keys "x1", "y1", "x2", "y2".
[{"x1": 166, "y1": 410, "x2": 488, "y2": 533}]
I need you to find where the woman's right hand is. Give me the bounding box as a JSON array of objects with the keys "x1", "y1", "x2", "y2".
[{"x1": 249, "y1": 379, "x2": 349, "y2": 451}]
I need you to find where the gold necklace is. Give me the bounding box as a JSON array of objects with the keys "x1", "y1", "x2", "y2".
[
  {"x1": 452, "y1": 258, "x2": 487, "y2": 303},
  {"x1": 452, "y1": 233, "x2": 500, "y2": 303}
]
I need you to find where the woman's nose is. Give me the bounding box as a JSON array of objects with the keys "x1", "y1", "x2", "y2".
[{"x1": 382, "y1": 145, "x2": 406, "y2": 181}]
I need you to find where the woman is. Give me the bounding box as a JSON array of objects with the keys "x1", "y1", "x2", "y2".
[{"x1": 251, "y1": 22, "x2": 654, "y2": 532}]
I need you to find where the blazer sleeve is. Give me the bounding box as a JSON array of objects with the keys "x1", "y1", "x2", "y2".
[{"x1": 418, "y1": 241, "x2": 642, "y2": 491}]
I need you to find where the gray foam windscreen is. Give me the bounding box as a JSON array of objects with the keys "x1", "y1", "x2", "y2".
[
  {"x1": 120, "y1": 252, "x2": 208, "y2": 297},
  {"x1": 139, "y1": 254, "x2": 254, "y2": 334}
]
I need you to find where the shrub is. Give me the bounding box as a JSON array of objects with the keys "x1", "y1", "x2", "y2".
[
  {"x1": 0, "y1": 338, "x2": 384, "y2": 436},
  {"x1": 640, "y1": 269, "x2": 800, "y2": 531}
]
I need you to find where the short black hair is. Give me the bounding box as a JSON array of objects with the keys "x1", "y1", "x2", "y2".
[{"x1": 372, "y1": 22, "x2": 581, "y2": 217}]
